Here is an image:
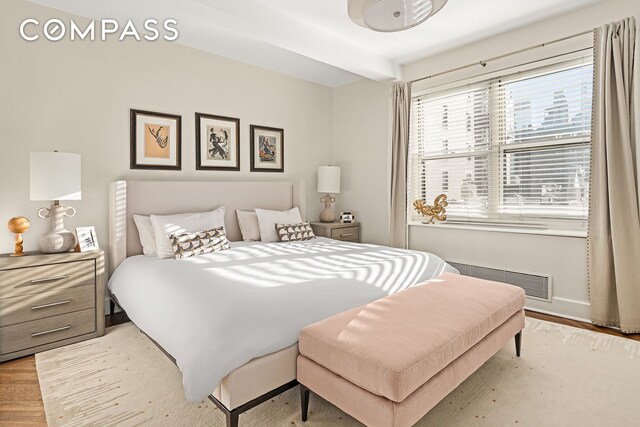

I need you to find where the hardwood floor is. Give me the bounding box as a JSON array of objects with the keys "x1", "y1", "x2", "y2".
[
  {"x1": 105, "y1": 310, "x2": 130, "y2": 328},
  {"x1": 0, "y1": 313, "x2": 130, "y2": 426},
  {"x1": 0, "y1": 356, "x2": 46, "y2": 426},
  {"x1": 525, "y1": 310, "x2": 640, "y2": 341},
  {"x1": 1, "y1": 311, "x2": 638, "y2": 425}
]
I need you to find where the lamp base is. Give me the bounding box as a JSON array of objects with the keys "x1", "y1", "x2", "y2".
[
  {"x1": 319, "y1": 193, "x2": 337, "y2": 223},
  {"x1": 37, "y1": 203, "x2": 77, "y2": 253},
  {"x1": 39, "y1": 230, "x2": 76, "y2": 253},
  {"x1": 319, "y1": 208, "x2": 337, "y2": 223}
]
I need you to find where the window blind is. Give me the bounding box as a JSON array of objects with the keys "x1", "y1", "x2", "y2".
[{"x1": 409, "y1": 55, "x2": 593, "y2": 227}]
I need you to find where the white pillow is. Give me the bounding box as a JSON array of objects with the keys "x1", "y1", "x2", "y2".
[
  {"x1": 133, "y1": 215, "x2": 157, "y2": 256},
  {"x1": 254, "y1": 207, "x2": 303, "y2": 242},
  {"x1": 236, "y1": 210, "x2": 261, "y2": 241},
  {"x1": 150, "y1": 207, "x2": 226, "y2": 259}
]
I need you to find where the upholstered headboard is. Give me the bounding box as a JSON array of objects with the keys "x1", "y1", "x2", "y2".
[{"x1": 108, "y1": 180, "x2": 305, "y2": 274}]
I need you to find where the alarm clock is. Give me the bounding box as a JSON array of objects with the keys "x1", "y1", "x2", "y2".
[{"x1": 340, "y1": 212, "x2": 355, "y2": 223}]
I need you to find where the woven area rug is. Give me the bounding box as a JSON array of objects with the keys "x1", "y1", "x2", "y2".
[{"x1": 36, "y1": 318, "x2": 640, "y2": 426}]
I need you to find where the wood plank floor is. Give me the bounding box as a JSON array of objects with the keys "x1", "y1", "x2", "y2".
[
  {"x1": 525, "y1": 311, "x2": 640, "y2": 340},
  {"x1": 0, "y1": 356, "x2": 46, "y2": 426},
  {"x1": 1, "y1": 312, "x2": 638, "y2": 425}
]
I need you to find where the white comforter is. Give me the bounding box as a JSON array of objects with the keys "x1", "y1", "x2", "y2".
[{"x1": 108, "y1": 238, "x2": 456, "y2": 401}]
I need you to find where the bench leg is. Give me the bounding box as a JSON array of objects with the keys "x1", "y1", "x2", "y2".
[
  {"x1": 300, "y1": 384, "x2": 310, "y2": 422},
  {"x1": 515, "y1": 331, "x2": 522, "y2": 357},
  {"x1": 225, "y1": 410, "x2": 239, "y2": 427}
]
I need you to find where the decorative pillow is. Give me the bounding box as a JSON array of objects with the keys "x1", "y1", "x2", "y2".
[
  {"x1": 275, "y1": 222, "x2": 316, "y2": 242},
  {"x1": 255, "y1": 207, "x2": 303, "y2": 242},
  {"x1": 236, "y1": 210, "x2": 261, "y2": 241},
  {"x1": 150, "y1": 207, "x2": 226, "y2": 259},
  {"x1": 133, "y1": 215, "x2": 157, "y2": 256},
  {"x1": 169, "y1": 226, "x2": 230, "y2": 259}
]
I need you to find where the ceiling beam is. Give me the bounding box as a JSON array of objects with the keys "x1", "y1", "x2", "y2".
[
  {"x1": 26, "y1": 0, "x2": 401, "y2": 82},
  {"x1": 191, "y1": 0, "x2": 401, "y2": 81}
]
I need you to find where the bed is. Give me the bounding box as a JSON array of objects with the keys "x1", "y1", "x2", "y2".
[{"x1": 107, "y1": 180, "x2": 456, "y2": 427}]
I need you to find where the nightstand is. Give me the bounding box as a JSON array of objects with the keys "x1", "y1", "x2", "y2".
[
  {"x1": 310, "y1": 221, "x2": 360, "y2": 243},
  {"x1": 0, "y1": 250, "x2": 105, "y2": 362}
]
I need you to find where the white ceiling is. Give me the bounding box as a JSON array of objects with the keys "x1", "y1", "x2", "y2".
[{"x1": 27, "y1": 0, "x2": 604, "y2": 87}]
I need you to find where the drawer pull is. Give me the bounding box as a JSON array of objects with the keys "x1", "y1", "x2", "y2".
[
  {"x1": 31, "y1": 300, "x2": 71, "y2": 310},
  {"x1": 30, "y1": 274, "x2": 70, "y2": 284},
  {"x1": 340, "y1": 233, "x2": 354, "y2": 237},
  {"x1": 31, "y1": 325, "x2": 71, "y2": 337}
]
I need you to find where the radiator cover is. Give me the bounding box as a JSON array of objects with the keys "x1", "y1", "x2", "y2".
[{"x1": 448, "y1": 261, "x2": 552, "y2": 301}]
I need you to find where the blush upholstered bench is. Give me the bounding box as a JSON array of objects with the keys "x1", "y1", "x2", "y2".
[{"x1": 297, "y1": 273, "x2": 526, "y2": 427}]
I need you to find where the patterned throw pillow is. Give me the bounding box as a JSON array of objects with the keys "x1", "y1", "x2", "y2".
[
  {"x1": 275, "y1": 222, "x2": 316, "y2": 242},
  {"x1": 169, "y1": 226, "x2": 230, "y2": 259}
]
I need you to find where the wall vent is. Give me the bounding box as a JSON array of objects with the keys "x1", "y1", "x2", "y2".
[{"x1": 448, "y1": 262, "x2": 552, "y2": 302}]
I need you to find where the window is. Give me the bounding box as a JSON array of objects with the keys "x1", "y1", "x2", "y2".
[{"x1": 409, "y1": 56, "x2": 593, "y2": 228}]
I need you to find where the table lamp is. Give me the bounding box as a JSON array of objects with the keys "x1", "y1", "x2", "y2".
[
  {"x1": 317, "y1": 166, "x2": 341, "y2": 223},
  {"x1": 30, "y1": 152, "x2": 81, "y2": 253}
]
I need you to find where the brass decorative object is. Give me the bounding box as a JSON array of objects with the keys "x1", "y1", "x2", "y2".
[
  {"x1": 7, "y1": 216, "x2": 30, "y2": 257},
  {"x1": 413, "y1": 194, "x2": 448, "y2": 224}
]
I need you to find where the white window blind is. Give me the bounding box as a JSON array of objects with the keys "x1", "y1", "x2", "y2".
[{"x1": 409, "y1": 55, "x2": 593, "y2": 228}]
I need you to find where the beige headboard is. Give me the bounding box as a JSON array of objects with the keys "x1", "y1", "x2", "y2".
[{"x1": 108, "y1": 180, "x2": 305, "y2": 274}]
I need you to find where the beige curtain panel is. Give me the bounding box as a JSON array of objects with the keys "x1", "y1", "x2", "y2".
[
  {"x1": 390, "y1": 82, "x2": 412, "y2": 248},
  {"x1": 589, "y1": 17, "x2": 640, "y2": 333}
]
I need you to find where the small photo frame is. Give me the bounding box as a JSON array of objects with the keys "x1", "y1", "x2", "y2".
[
  {"x1": 130, "y1": 109, "x2": 182, "y2": 170},
  {"x1": 250, "y1": 125, "x2": 284, "y2": 173},
  {"x1": 195, "y1": 113, "x2": 240, "y2": 171},
  {"x1": 340, "y1": 212, "x2": 355, "y2": 223},
  {"x1": 76, "y1": 226, "x2": 99, "y2": 252}
]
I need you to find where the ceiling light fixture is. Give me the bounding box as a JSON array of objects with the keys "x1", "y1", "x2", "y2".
[{"x1": 348, "y1": 0, "x2": 447, "y2": 32}]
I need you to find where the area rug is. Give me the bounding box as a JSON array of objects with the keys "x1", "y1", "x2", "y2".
[{"x1": 36, "y1": 318, "x2": 640, "y2": 426}]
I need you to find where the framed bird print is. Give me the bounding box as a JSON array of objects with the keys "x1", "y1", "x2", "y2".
[
  {"x1": 130, "y1": 109, "x2": 182, "y2": 170},
  {"x1": 195, "y1": 113, "x2": 240, "y2": 171},
  {"x1": 250, "y1": 125, "x2": 284, "y2": 172}
]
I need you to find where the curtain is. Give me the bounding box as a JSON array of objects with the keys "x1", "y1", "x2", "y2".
[
  {"x1": 589, "y1": 17, "x2": 640, "y2": 333},
  {"x1": 390, "y1": 82, "x2": 412, "y2": 248}
]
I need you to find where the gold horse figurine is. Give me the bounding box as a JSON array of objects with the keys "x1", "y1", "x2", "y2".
[{"x1": 413, "y1": 194, "x2": 448, "y2": 224}]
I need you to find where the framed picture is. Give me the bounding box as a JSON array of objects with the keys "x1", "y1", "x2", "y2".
[
  {"x1": 250, "y1": 125, "x2": 284, "y2": 173},
  {"x1": 340, "y1": 212, "x2": 355, "y2": 223},
  {"x1": 195, "y1": 113, "x2": 240, "y2": 171},
  {"x1": 130, "y1": 109, "x2": 182, "y2": 170},
  {"x1": 76, "y1": 226, "x2": 99, "y2": 252}
]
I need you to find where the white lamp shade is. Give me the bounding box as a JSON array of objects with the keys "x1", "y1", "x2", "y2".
[
  {"x1": 30, "y1": 152, "x2": 82, "y2": 201},
  {"x1": 317, "y1": 166, "x2": 341, "y2": 194}
]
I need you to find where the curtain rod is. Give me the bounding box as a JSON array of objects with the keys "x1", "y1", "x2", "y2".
[{"x1": 410, "y1": 29, "x2": 594, "y2": 84}]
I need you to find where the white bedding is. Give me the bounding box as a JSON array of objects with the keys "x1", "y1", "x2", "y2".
[{"x1": 108, "y1": 237, "x2": 457, "y2": 401}]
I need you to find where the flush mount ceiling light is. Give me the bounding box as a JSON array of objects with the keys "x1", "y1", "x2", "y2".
[{"x1": 348, "y1": 0, "x2": 447, "y2": 32}]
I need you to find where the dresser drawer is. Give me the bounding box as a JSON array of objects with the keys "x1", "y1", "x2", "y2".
[
  {"x1": 0, "y1": 260, "x2": 94, "y2": 299},
  {"x1": 0, "y1": 309, "x2": 96, "y2": 355},
  {"x1": 0, "y1": 285, "x2": 95, "y2": 327},
  {"x1": 331, "y1": 226, "x2": 359, "y2": 241}
]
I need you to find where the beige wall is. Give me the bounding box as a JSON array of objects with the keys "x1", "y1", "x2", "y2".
[
  {"x1": 332, "y1": 0, "x2": 640, "y2": 320},
  {"x1": 404, "y1": 0, "x2": 640, "y2": 82},
  {"x1": 408, "y1": 228, "x2": 590, "y2": 320},
  {"x1": 0, "y1": 0, "x2": 333, "y2": 257},
  {"x1": 332, "y1": 79, "x2": 391, "y2": 245}
]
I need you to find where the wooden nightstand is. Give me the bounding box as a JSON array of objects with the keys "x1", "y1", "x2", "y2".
[
  {"x1": 310, "y1": 221, "x2": 360, "y2": 243},
  {"x1": 0, "y1": 250, "x2": 105, "y2": 362}
]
